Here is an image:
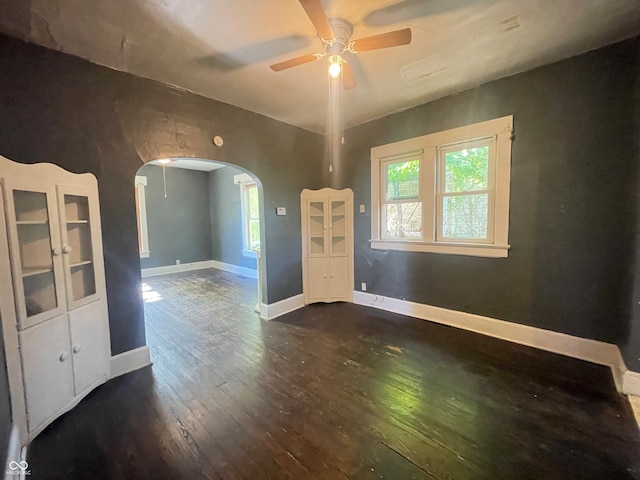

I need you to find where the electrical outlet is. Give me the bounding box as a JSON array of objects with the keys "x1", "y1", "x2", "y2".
[
  {"x1": 359, "y1": 204, "x2": 365, "y2": 213},
  {"x1": 361, "y1": 282, "x2": 367, "y2": 291},
  {"x1": 176, "y1": 260, "x2": 180, "y2": 265}
]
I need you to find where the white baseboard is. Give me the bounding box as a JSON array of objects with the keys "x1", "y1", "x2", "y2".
[
  {"x1": 210, "y1": 260, "x2": 257, "y2": 279},
  {"x1": 141, "y1": 259, "x2": 258, "y2": 279},
  {"x1": 3, "y1": 425, "x2": 28, "y2": 480},
  {"x1": 141, "y1": 260, "x2": 215, "y2": 278},
  {"x1": 623, "y1": 371, "x2": 640, "y2": 396},
  {"x1": 353, "y1": 291, "x2": 639, "y2": 395},
  {"x1": 109, "y1": 346, "x2": 152, "y2": 379},
  {"x1": 259, "y1": 294, "x2": 305, "y2": 321}
]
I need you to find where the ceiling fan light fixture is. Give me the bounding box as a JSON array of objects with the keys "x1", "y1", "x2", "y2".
[{"x1": 328, "y1": 55, "x2": 342, "y2": 78}]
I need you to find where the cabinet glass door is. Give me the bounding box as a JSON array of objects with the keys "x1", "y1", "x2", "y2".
[
  {"x1": 330, "y1": 199, "x2": 347, "y2": 255},
  {"x1": 308, "y1": 200, "x2": 326, "y2": 256},
  {"x1": 3, "y1": 181, "x2": 65, "y2": 329},
  {"x1": 57, "y1": 187, "x2": 99, "y2": 309}
]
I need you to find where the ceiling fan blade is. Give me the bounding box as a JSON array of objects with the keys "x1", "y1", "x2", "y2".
[
  {"x1": 298, "y1": 0, "x2": 335, "y2": 41},
  {"x1": 342, "y1": 61, "x2": 357, "y2": 90},
  {"x1": 350, "y1": 28, "x2": 412, "y2": 52},
  {"x1": 270, "y1": 53, "x2": 321, "y2": 72}
]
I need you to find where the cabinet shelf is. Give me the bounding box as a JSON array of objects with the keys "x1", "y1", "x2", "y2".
[
  {"x1": 22, "y1": 267, "x2": 54, "y2": 278},
  {"x1": 66, "y1": 220, "x2": 89, "y2": 225},
  {"x1": 70, "y1": 260, "x2": 93, "y2": 268},
  {"x1": 17, "y1": 221, "x2": 48, "y2": 226}
]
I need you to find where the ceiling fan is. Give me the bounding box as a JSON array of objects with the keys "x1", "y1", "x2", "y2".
[{"x1": 270, "y1": 0, "x2": 412, "y2": 90}]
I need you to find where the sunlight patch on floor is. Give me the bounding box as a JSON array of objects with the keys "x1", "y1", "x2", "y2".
[{"x1": 141, "y1": 283, "x2": 162, "y2": 303}]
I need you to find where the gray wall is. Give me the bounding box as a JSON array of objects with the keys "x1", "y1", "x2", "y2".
[
  {"x1": 209, "y1": 166, "x2": 258, "y2": 271},
  {"x1": 624, "y1": 42, "x2": 640, "y2": 370},
  {"x1": 138, "y1": 164, "x2": 213, "y2": 269},
  {"x1": 330, "y1": 37, "x2": 640, "y2": 370}
]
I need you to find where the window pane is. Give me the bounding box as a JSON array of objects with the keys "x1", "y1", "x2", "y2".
[
  {"x1": 384, "y1": 202, "x2": 422, "y2": 239},
  {"x1": 442, "y1": 194, "x2": 488, "y2": 239},
  {"x1": 385, "y1": 160, "x2": 419, "y2": 201},
  {"x1": 249, "y1": 219, "x2": 260, "y2": 250},
  {"x1": 248, "y1": 186, "x2": 259, "y2": 217},
  {"x1": 444, "y1": 146, "x2": 489, "y2": 192}
]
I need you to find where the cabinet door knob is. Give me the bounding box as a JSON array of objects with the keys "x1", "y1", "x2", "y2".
[
  {"x1": 52, "y1": 247, "x2": 61, "y2": 256},
  {"x1": 62, "y1": 245, "x2": 72, "y2": 254},
  {"x1": 73, "y1": 344, "x2": 81, "y2": 354},
  {"x1": 59, "y1": 352, "x2": 69, "y2": 362}
]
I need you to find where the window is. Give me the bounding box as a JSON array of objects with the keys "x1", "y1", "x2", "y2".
[
  {"x1": 134, "y1": 176, "x2": 150, "y2": 258},
  {"x1": 242, "y1": 183, "x2": 260, "y2": 252},
  {"x1": 371, "y1": 116, "x2": 513, "y2": 257},
  {"x1": 382, "y1": 156, "x2": 422, "y2": 240},
  {"x1": 234, "y1": 173, "x2": 261, "y2": 255}
]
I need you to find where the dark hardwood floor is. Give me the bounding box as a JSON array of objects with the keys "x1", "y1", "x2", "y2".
[{"x1": 28, "y1": 268, "x2": 640, "y2": 479}]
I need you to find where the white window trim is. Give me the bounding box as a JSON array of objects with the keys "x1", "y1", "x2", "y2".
[
  {"x1": 370, "y1": 116, "x2": 513, "y2": 258},
  {"x1": 234, "y1": 173, "x2": 260, "y2": 256},
  {"x1": 135, "y1": 175, "x2": 150, "y2": 259}
]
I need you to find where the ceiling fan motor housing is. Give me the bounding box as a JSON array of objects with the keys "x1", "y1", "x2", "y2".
[{"x1": 325, "y1": 17, "x2": 354, "y2": 55}]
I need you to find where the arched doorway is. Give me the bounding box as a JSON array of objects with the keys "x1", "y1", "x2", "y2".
[{"x1": 133, "y1": 157, "x2": 265, "y2": 324}]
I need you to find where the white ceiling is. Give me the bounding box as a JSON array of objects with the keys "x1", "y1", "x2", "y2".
[{"x1": 2, "y1": 0, "x2": 640, "y2": 134}]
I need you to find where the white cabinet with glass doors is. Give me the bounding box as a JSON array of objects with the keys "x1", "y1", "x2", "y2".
[
  {"x1": 301, "y1": 188, "x2": 353, "y2": 304},
  {"x1": 0, "y1": 155, "x2": 110, "y2": 442}
]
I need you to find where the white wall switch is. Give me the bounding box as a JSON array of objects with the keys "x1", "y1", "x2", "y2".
[
  {"x1": 359, "y1": 204, "x2": 365, "y2": 213},
  {"x1": 276, "y1": 207, "x2": 286, "y2": 216}
]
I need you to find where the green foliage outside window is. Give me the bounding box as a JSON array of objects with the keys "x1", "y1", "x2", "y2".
[
  {"x1": 246, "y1": 185, "x2": 260, "y2": 251},
  {"x1": 384, "y1": 159, "x2": 421, "y2": 238},
  {"x1": 442, "y1": 146, "x2": 490, "y2": 239}
]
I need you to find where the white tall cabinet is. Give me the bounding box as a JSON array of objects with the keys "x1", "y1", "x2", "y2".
[
  {"x1": 0, "y1": 155, "x2": 111, "y2": 443},
  {"x1": 301, "y1": 188, "x2": 354, "y2": 304}
]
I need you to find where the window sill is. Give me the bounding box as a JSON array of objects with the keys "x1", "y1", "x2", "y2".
[
  {"x1": 242, "y1": 249, "x2": 260, "y2": 258},
  {"x1": 370, "y1": 240, "x2": 509, "y2": 258},
  {"x1": 140, "y1": 251, "x2": 150, "y2": 259}
]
